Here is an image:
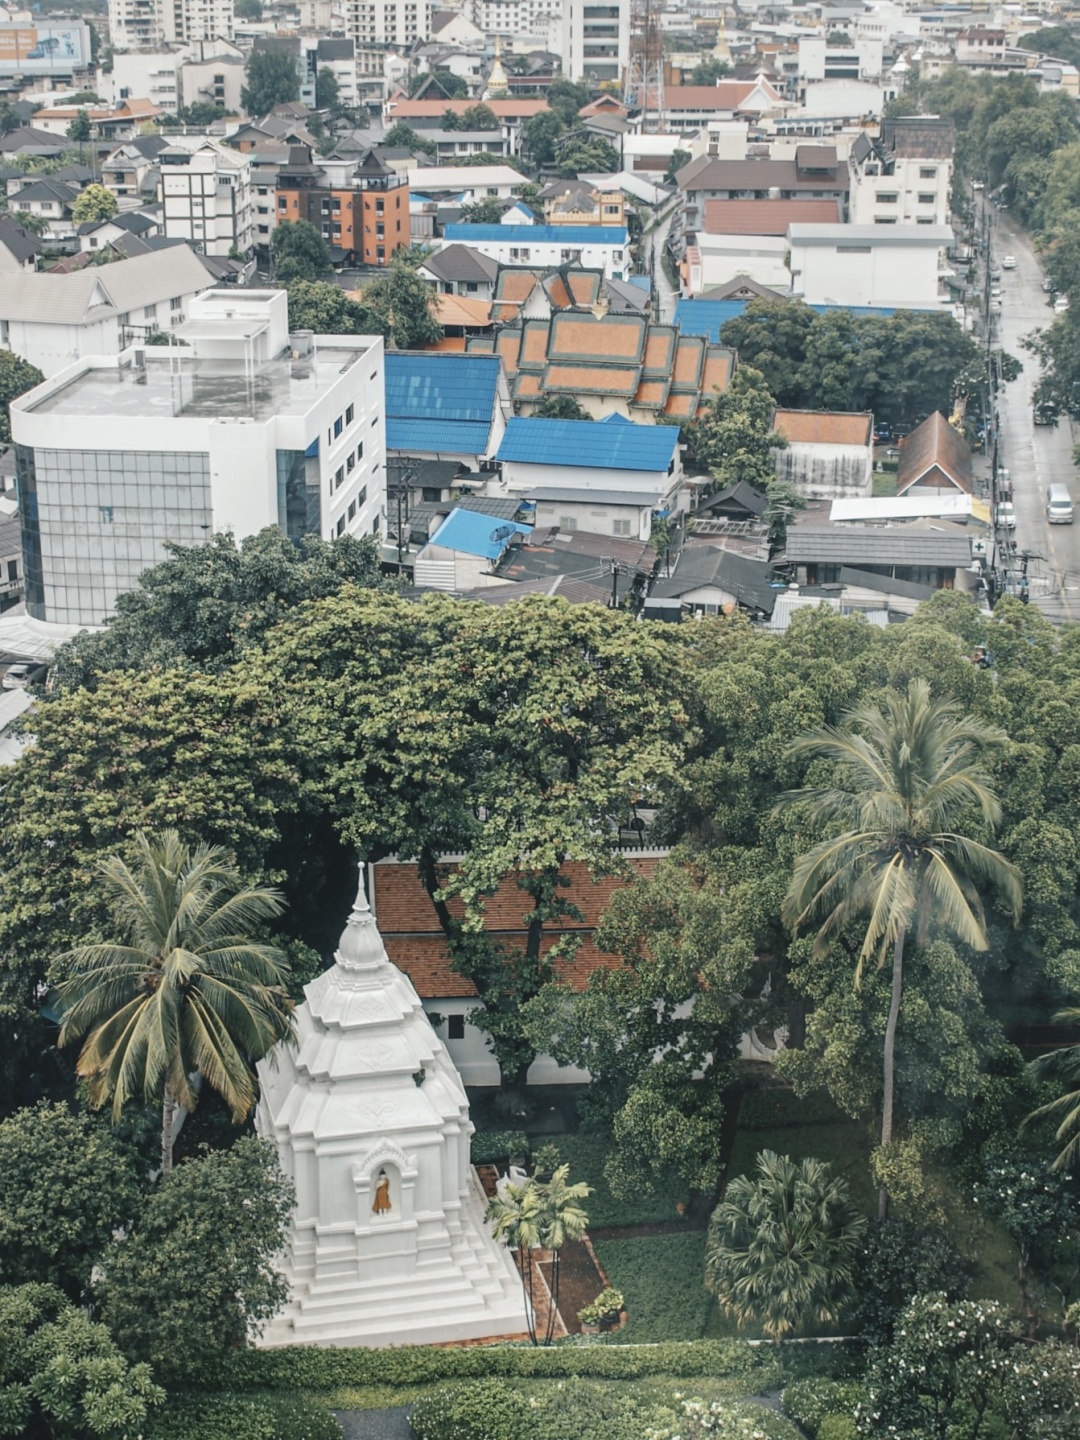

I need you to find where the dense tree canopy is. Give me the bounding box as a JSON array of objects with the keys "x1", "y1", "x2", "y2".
[
  {"x1": 0, "y1": 349, "x2": 43, "y2": 443},
  {"x1": 271, "y1": 218, "x2": 330, "y2": 282},
  {"x1": 241, "y1": 48, "x2": 300, "y2": 115}
]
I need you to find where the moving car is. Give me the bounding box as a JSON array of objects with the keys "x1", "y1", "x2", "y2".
[
  {"x1": 996, "y1": 501, "x2": 1017, "y2": 530},
  {"x1": 1047, "y1": 485, "x2": 1074, "y2": 524},
  {"x1": 1035, "y1": 400, "x2": 1058, "y2": 426},
  {"x1": 1, "y1": 662, "x2": 47, "y2": 691},
  {"x1": 1001, "y1": 255, "x2": 1017, "y2": 269}
]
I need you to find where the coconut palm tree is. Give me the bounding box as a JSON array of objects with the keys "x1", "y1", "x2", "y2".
[
  {"x1": 56, "y1": 829, "x2": 294, "y2": 1174},
  {"x1": 1026, "y1": 1004, "x2": 1080, "y2": 1171},
  {"x1": 538, "y1": 1164, "x2": 591, "y2": 1345},
  {"x1": 705, "y1": 1149, "x2": 866, "y2": 1341},
  {"x1": 487, "y1": 1175, "x2": 545, "y2": 1344},
  {"x1": 779, "y1": 679, "x2": 1021, "y2": 1219}
]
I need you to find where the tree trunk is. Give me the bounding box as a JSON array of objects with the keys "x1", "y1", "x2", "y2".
[
  {"x1": 418, "y1": 845, "x2": 454, "y2": 939},
  {"x1": 161, "y1": 1084, "x2": 176, "y2": 1176},
  {"x1": 545, "y1": 1251, "x2": 559, "y2": 1346},
  {"x1": 878, "y1": 928, "x2": 906, "y2": 1222},
  {"x1": 520, "y1": 1244, "x2": 537, "y2": 1345}
]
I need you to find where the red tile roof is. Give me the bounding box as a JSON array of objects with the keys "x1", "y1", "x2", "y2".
[
  {"x1": 703, "y1": 197, "x2": 841, "y2": 235},
  {"x1": 772, "y1": 409, "x2": 874, "y2": 446}
]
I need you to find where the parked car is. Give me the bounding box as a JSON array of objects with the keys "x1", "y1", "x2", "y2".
[
  {"x1": 1055, "y1": 294, "x2": 1070, "y2": 313},
  {"x1": 1035, "y1": 401, "x2": 1058, "y2": 426},
  {"x1": 1043, "y1": 277, "x2": 1055, "y2": 293},
  {"x1": 2, "y1": 662, "x2": 47, "y2": 691},
  {"x1": 996, "y1": 501, "x2": 1017, "y2": 530}
]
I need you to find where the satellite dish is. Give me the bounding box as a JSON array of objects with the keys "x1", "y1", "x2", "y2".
[{"x1": 490, "y1": 524, "x2": 518, "y2": 544}]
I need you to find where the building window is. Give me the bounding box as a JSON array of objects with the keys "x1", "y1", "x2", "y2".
[
  {"x1": 347, "y1": 452, "x2": 355, "y2": 472},
  {"x1": 613, "y1": 519, "x2": 631, "y2": 536},
  {"x1": 334, "y1": 415, "x2": 343, "y2": 437},
  {"x1": 346, "y1": 402, "x2": 354, "y2": 424},
  {"x1": 558, "y1": 515, "x2": 577, "y2": 530},
  {"x1": 335, "y1": 465, "x2": 344, "y2": 489},
  {"x1": 448, "y1": 1013, "x2": 465, "y2": 1040},
  {"x1": 336, "y1": 516, "x2": 345, "y2": 535},
  {"x1": 919, "y1": 167, "x2": 937, "y2": 179},
  {"x1": 348, "y1": 499, "x2": 357, "y2": 520},
  {"x1": 170, "y1": 296, "x2": 182, "y2": 310},
  {"x1": 357, "y1": 485, "x2": 366, "y2": 507},
  {"x1": 917, "y1": 192, "x2": 935, "y2": 205},
  {"x1": 875, "y1": 192, "x2": 898, "y2": 203}
]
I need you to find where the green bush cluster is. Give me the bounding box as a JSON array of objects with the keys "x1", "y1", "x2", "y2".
[
  {"x1": 409, "y1": 1378, "x2": 802, "y2": 1440},
  {"x1": 207, "y1": 1338, "x2": 762, "y2": 1392},
  {"x1": 782, "y1": 1377, "x2": 865, "y2": 1439},
  {"x1": 145, "y1": 1392, "x2": 343, "y2": 1440},
  {"x1": 553, "y1": 1132, "x2": 688, "y2": 1227},
  {"x1": 737, "y1": 1088, "x2": 845, "y2": 1132},
  {"x1": 469, "y1": 1131, "x2": 529, "y2": 1165}
]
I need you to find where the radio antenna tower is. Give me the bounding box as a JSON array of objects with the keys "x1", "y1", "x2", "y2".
[{"x1": 624, "y1": 0, "x2": 664, "y2": 133}]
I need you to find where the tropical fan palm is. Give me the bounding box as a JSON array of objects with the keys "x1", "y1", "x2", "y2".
[
  {"x1": 487, "y1": 1177, "x2": 545, "y2": 1344},
  {"x1": 56, "y1": 829, "x2": 294, "y2": 1173},
  {"x1": 538, "y1": 1164, "x2": 591, "y2": 1346},
  {"x1": 705, "y1": 1149, "x2": 866, "y2": 1342},
  {"x1": 778, "y1": 679, "x2": 1021, "y2": 1218}
]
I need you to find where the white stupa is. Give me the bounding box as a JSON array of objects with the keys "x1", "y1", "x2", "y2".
[{"x1": 256, "y1": 867, "x2": 524, "y2": 1348}]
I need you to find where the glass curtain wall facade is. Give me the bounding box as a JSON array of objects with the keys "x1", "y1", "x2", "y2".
[{"x1": 16, "y1": 446, "x2": 212, "y2": 626}]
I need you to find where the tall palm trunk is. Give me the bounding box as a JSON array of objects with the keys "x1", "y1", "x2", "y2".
[
  {"x1": 878, "y1": 928, "x2": 905, "y2": 1221},
  {"x1": 544, "y1": 1250, "x2": 560, "y2": 1346},
  {"x1": 161, "y1": 1083, "x2": 176, "y2": 1176},
  {"x1": 519, "y1": 1242, "x2": 538, "y2": 1345}
]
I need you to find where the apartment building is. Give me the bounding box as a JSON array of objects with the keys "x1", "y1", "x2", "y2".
[
  {"x1": 276, "y1": 146, "x2": 410, "y2": 266},
  {"x1": 560, "y1": 0, "x2": 629, "y2": 86},
  {"x1": 848, "y1": 116, "x2": 954, "y2": 228},
  {"x1": 343, "y1": 0, "x2": 432, "y2": 50},
  {"x1": 159, "y1": 137, "x2": 253, "y2": 256},
  {"x1": 108, "y1": 0, "x2": 234, "y2": 49}
]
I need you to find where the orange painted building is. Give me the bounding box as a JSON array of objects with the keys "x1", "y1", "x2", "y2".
[{"x1": 276, "y1": 146, "x2": 409, "y2": 267}]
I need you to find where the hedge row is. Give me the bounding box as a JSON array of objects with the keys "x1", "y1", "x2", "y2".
[
  {"x1": 145, "y1": 1393, "x2": 343, "y2": 1440},
  {"x1": 469, "y1": 1130, "x2": 529, "y2": 1165},
  {"x1": 209, "y1": 1338, "x2": 763, "y2": 1393}
]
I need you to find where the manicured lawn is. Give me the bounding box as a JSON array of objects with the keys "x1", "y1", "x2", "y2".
[
  {"x1": 593, "y1": 1233, "x2": 713, "y2": 1342},
  {"x1": 546, "y1": 1132, "x2": 691, "y2": 1229}
]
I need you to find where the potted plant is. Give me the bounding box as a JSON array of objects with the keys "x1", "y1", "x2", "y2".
[
  {"x1": 532, "y1": 1142, "x2": 561, "y2": 1183},
  {"x1": 577, "y1": 1288, "x2": 625, "y2": 1334}
]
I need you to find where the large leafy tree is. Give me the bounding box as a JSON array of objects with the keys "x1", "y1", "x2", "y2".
[
  {"x1": 51, "y1": 526, "x2": 385, "y2": 689},
  {"x1": 705, "y1": 1150, "x2": 865, "y2": 1340},
  {"x1": 0, "y1": 1103, "x2": 144, "y2": 1301},
  {"x1": 286, "y1": 278, "x2": 385, "y2": 335},
  {"x1": 71, "y1": 182, "x2": 117, "y2": 225},
  {"x1": 358, "y1": 252, "x2": 443, "y2": 349},
  {"x1": 271, "y1": 217, "x2": 330, "y2": 282},
  {"x1": 56, "y1": 830, "x2": 294, "y2": 1173},
  {"x1": 779, "y1": 679, "x2": 1022, "y2": 1218},
  {"x1": 98, "y1": 1137, "x2": 293, "y2": 1382},
  {"x1": 241, "y1": 47, "x2": 300, "y2": 115},
  {"x1": 682, "y1": 363, "x2": 785, "y2": 487}
]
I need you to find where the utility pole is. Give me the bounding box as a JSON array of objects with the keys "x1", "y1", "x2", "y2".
[{"x1": 386, "y1": 458, "x2": 414, "y2": 570}]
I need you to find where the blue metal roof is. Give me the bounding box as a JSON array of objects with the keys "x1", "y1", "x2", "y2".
[
  {"x1": 386, "y1": 418, "x2": 492, "y2": 453},
  {"x1": 674, "y1": 298, "x2": 933, "y2": 343},
  {"x1": 496, "y1": 417, "x2": 679, "y2": 473},
  {"x1": 444, "y1": 223, "x2": 629, "y2": 246},
  {"x1": 385, "y1": 352, "x2": 499, "y2": 455},
  {"x1": 429, "y1": 506, "x2": 532, "y2": 559}
]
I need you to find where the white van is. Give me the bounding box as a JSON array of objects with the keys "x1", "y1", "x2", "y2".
[{"x1": 1047, "y1": 484, "x2": 1074, "y2": 524}]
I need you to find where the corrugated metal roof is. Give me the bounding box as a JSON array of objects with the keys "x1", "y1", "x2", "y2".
[
  {"x1": 385, "y1": 351, "x2": 499, "y2": 422},
  {"x1": 497, "y1": 416, "x2": 679, "y2": 473},
  {"x1": 428, "y1": 506, "x2": 532, "y2": 559},
  {"x1": 784, "y1": 525, "x2": 973, "y2": 565},
  {"x1": 386, "y1": 418, "x2": 492, "y2": 454},
  {"x1": 674, "y1": 297, "x2": 924, "y2": 342},
  {"x1": 444, "y1": 223, "x2": 629, "y2": 245}
]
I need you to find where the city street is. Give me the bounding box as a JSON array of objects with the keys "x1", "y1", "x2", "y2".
[{"x1": 989, "y1": 205, "x2": 1080, "y2": 621}]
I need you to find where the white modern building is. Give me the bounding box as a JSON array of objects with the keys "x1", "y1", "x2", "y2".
[
  {"x1": 10, "y1": 290, "x2": 386, "y2": 627},
  {"x1": 440, "y1": 222, "x2": 630, "y2": 279},
  {"x1": 108, "y1": 0, "x2": 234, "y2": 50},
  {"x1": 560, "y1": 0, "x2": 629, "y2": 85},
  {"x1": 848, "y1": 116, "x2": 954, "y2": 228},
  {"x1": 343, "y1": 0, "x2": 432, "y2": 49},
  {"x1": 787, "y1": 222, "x2": 952, "y2": 310},
  {"x1": 158, "y1": 137, "x2": 253, "y2": 256},
  {"x1": 0, "y1": 246, "x2": 214, "y2": 376}
]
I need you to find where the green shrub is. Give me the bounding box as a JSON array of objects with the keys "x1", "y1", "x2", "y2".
[
  {"x1": 206, "y1": 1337, "x2": 762, "y2": 1392},
  {"x1": 737, "y1": 1088, "x2": 844, "y2": 1131},
  {"x1": 410, "y1": 1378, "x2": 530, "y2": 1440},
  {"x1": 781, "y1": 1378, "x2": 865, "y2": 1438},
  {"x1": 470, "y1": 1131, "x2": 529, "y2": 1165},
  {"x1": 593, "y1": 1233, "x2": 712, "y2": 1341},
  {"x1": 145, "y1": 1392, "x2": 343, "y2": 1440},
  {"x1": 818, "y1": 1418, "x2": 857, "y2": 1440},
  {"x1": 553, "y1": 1132, "x2": 688, "y2": 1227}
]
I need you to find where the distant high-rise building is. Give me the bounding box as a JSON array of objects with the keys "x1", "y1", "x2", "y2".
[
  {"x1": 108, "y1": 0, "x2": 234, "y2": 51},
  {"x1": 560, "y1": 0, "x2": 628, "y2": 85},
  {"x1": 342, "y1": 0, "x2": 431, "y2": 51}
]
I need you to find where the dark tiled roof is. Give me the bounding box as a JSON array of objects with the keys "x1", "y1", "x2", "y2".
[
  {"x1": 679, "y1": 157, "x2": 848, "y2": 194},
  {"x1": 896, "y1": 411, "x2": 973, "y2": 494},
  {"x1": 0, "y1": 216, "x2": 41, "y2": 264},
  {"x1": 784, "y1": 525, "x2": 973, "y2": 566},
  {"x1": 652, "y1": 546, "x2": 778, "y2": 615},
  {"x1": 422, "y1": 243, "x2": 499, "y2": 283}
]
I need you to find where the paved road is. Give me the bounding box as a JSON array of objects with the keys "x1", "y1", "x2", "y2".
[
  {"x1": 990, "y1": 205, "x2": 1080, "y2": 621},
  {"x1": 642, "y1": 204, "x2": 679, "y2": 324}
]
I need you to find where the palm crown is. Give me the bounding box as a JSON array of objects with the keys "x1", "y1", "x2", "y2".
[{"x1": 56, "y1": 830, "x2": 294, "y2": 1169}]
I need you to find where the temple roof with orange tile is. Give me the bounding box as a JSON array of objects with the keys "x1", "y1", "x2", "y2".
[
  {"x1": 544, "y1": 362, "x2": 642, "y2": 396},
  {"x1": 549, "y1": 311, "x2": 647, "y2": 363},
  {"x1": 371, "y1": 855, "x2": 665, "y2": 997},
  {"x1": 772, "y1": 408, "x2": 874, "y2": 446},
  {"x1": 671, "y1": 334, "x2": 707, "y2": 389}
]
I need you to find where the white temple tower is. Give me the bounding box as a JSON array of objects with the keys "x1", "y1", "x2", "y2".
[{"x1": 256, "y1": 867, "x2": 524, "y2": 1348}]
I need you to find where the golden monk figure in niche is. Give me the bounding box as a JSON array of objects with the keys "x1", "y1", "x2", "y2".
[{"x1": 373, "y1": 1170, "x2": 392, "y2": 1214}]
